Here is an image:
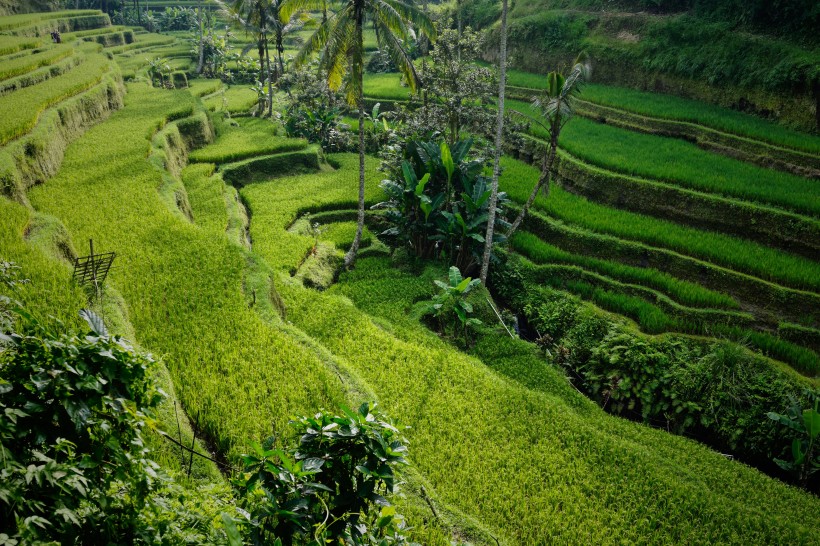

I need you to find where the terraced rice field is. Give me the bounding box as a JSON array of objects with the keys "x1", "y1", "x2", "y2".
[
  {"x1": 1, "y1": 8, "x2": 819, "y2": 544},
  {"x1": 359, "y1": 64, "x2": 820, "y2": 378}
]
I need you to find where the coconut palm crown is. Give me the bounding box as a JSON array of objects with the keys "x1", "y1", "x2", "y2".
[{"x1": 282, "y1": 0, "x2": 435, "y2": 267}]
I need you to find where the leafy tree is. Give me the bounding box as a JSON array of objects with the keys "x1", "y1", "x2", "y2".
[
  {"x1": 280, "y1": 63, "x2": 353, "y2": 152},
  {"x1": 409, "y1": 23, "x2": 496, "y2": 147},
  {"x1": 506, "y1": 53, "x2": 590, "y2": 239},
  {"x1": 479, "y1": 0, "x2": 509, "y2": 285},
  {"x1": 282, "y1": 0, "x2": 435, "y2": 269},
  {"x1": 221, "y1": 0, "x2": 290, "y2": 117}
]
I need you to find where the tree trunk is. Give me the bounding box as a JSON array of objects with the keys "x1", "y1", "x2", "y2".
[
  {"x1": 479, "y1": 0, "x2": 508, "y2": 284},
  {"x1": 265, "y1": 34, "x2": 273, "y2": 117},
  {"x1": 506, "y1": 136, "x2": 558, "y2": 240},
  {"x1": 276, "y1": 28, "x2": 285, "y2": 80},
  {"x1": 196, "y1": 4, "x2": 204, "y2": 75},
  {"x1": 322, "y1": 0, "x2": 327, "y2": 24},
  {"x1": 344, "y1": 14, "x2": 366, "y2": 270},
  {"x1": 136, "y1": 0, "x2": 141, "y2": 25}
]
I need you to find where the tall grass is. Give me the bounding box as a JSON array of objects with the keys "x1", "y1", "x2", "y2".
[
  {"x1": 8, "y1": 81, "x2": 820, "y2": 542},
  {"x1": 0, "y1": 44, "x2": 73, "y2": 81},
  {"x1": 186, "y1": 78, "x2": 223, "y2": 98},
  {"x1": 189, "y1": 117, "x2": 306, "y2": 164},
  {"x1": 522, "y1": 259, "x2": 819, "y2": 375},
  {"x1": 0, "y1": 35, "x2": 41, "y2": 56},
  {"x1": 277, "y1": 254, "x2": 820, "y2": 544},
  {"x1": 581, "y1": 83, "x2": 820, "y2": 155},
  {"x1": 501, "y1": 62, "x2": 820, "y2": 154},
  {"x1": 202, "y1": 85, "x2": 258, "y2": 114},
  {"x1": 26, "y1": 83, "x2": 346, "y2": 459},
  {"x1": 240, "y1": 154, "x2": 384, "y2": 272},
  {"x1": 509, "y1": 99, "x2": 820, "y2": 216},
  {"x1": 499, "y1": 157, "x2": 820, "y2": 292},
  {"x1": 363, "y1": 72, "x2": 412, "y2": 100},
  {"x1": 0, "y1": 10, "x2": 102, "y2": 31},
  {"x1": 512, "y1": 231, "x2": 738, "y2": 309},
  {"x1": 0, "y1": 51, "x2": 112, "y2": 145}
]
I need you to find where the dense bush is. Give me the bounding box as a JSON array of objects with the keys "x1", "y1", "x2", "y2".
[
  {"x1": 281, "y1": 65, "x2": 352, "y2": 153},
  {"x1": 492, "y1": 254, "x2": 817, "y2": 476},
  {"x1": 0, "y1": 305, "x2": 164, "y2": 542},
  {"x1": 235, "y1": 403, "x2": 417, "y2": 545},
  {"x1": 378, "y1": 138, "x2": 509, "y2": 275}
]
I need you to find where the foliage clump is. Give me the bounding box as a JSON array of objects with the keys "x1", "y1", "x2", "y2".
[
  {"x1": 378, "y1": 138, "x2": 509, "y2": 275},
  {"x1": 0, "y1": 304, "x2": 164, "y2": 542},
  {"x1": 280, "y1": 64, "x2": 352, "y2": 153},
  {"x1": 235, "y1": 402, "x2": 417, "y2": 545}
]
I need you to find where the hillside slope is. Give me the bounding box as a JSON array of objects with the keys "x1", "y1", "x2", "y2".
[{"x1": 468, "y1": 1, "x2": 819, "y2": 130}]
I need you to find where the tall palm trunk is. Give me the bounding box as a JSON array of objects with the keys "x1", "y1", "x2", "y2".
[
  {"x1": 479, "y1": 0, "x2": 508, "y2": 284},
  {"x1": 276, "y1": 28, "x2": 285, "y2": 79},
  {"x1": 507, "y1": 133, "x2": 558, "y2": 239},
  {"x1": 344, "y1": 8, "x2": 366, "y2": 269},
  {"x1": 265, "y1": 34, "x2": 273, "y2": 117},
  {"x1": 196, "y1": 3, "x2": 205, "y2": 74}
]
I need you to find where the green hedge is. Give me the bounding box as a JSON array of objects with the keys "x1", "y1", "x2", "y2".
[{"x1": 493, "y1": 254, "x2": 818, "y2": 457}]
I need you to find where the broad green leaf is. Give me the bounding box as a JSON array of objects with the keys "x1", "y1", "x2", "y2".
[
  {"x1": 221, "y1": 513, "x2": 243, "y2": 546},
  {"x1": 803, "y1": 408, "x2": 820, "y2": 440},
  {"x1": 448, "y1": 266, "x2": 461, "y2": 287},
  {"x1": 441, "y1": 141, "x2": 454, "y2": 182}
]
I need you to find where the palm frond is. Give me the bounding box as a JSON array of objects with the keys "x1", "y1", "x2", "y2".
[
  {"x1": 293, "y1": 8, "x2": 339, "y2": 68},
  {"x1": 373, "y1": 17, "x2": 420, "y2": 91},
  {"x1": 280, "y1": 0, "x2": 326, "y2": 22},
  {"x1": 509, "y1": 108, "x2": 547, "y2": 134},
  {"x1": 377, "y1": 0, "x2": 435, "y2": 41}
]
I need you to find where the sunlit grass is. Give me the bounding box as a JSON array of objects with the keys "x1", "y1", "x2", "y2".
[{"x1": 509, "y1": 99, "x2": 820, "y2": 216}]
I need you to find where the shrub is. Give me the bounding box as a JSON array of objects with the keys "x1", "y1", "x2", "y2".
[
  {"x1": 0, "y1": 307, "x2": 163, "y2": 542},
  {"x1": 235, "y1": 403, "x2": 416, "y2": 545},
  {"x1": 424, "y1": 266, "x2": 484, "y2": 347},
  {"x1": 378, "y1": 138, "x2": 509, "y2": 275}
]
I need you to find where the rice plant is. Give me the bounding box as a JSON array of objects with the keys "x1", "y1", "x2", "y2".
[
  {"x1": 512, "y1": 231, "x2": 739, "y2": 309},
  {"x1": 189, "y1": 117, "x2": 307, "y2": 164},
  {"x1": 509, "y1": 99, "x2": 820, "y2": 216},
  {"x1": 0, "y1": 51, "x2": 113, "y2": 145},
  {"x1": 499, "y1": 157, "x2": 820, "y2": 292}
]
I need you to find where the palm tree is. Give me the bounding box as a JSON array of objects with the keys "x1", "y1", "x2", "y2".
[
  {"x1": 283, "y1": 0, "x2": 435, "y2": 268},
  {"x1": 479, "y1": 0, "x2": 508, "y2": 285},
  {"x1": 222, "y1": 0, "x2": 294, "y2": 117},
  {"x1": 506, "y1": 53, "x2": 590, "y2": 240}
]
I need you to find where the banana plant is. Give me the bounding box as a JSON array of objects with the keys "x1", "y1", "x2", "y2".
[
  {"x1": 378, "y1": 138, "x2": 509, "y2": 274},
  {"x1": 427, "y1": 266, "x2": 483, "y2": 347},
  {"x1": 767, "y1": 390, "x2": 820, "y2": 488}
]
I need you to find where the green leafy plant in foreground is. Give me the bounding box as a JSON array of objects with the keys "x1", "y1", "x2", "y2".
[
  {"x1": 768, "y1": 390, "x2": 820, "y2": 488},
  {"x1": 0, "y1": 306, "x2": 163, "y2": 543},
  {"x1": 235, "y1": 402, "x2": 416, "y2": 545},
  {"x1": 425, "y1": 266, "x2": 483, "y2": 348}
]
